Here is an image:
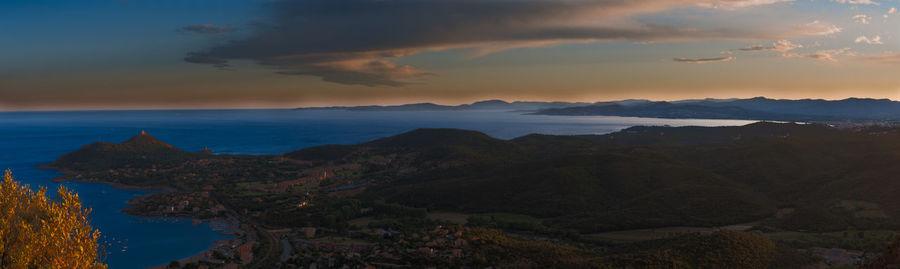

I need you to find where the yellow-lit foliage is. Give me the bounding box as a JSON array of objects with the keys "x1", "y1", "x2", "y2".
[{"x1": 0, "y1": 170, "x2": 106, "y2": 269}]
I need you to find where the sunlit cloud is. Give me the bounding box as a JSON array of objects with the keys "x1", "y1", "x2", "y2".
[
  {"x1": 800, "y1": 21, "x2": 842, "y2": 36},
  {"x1": 885, "y1": 7, "x2": 897, "y2": 19},
  {"x1": 697, "y1": 0, "x2": 794, "y2": 9},
  {"x1": 673, "y1": 56, "x2": 736, "y2": 63},
  {"x1": 855, "y1": 35, "x2": 883, "y2": 45},
  {"x1": 185, "y1": 0, "x2": 831, "y2": 87},
  {"x1": 739, "y1": 40, "x2": 803, "y2": 52},
  {"x1": 832, "y1": 0, "x2": 880, "y2": 5},
  {"x1": 781, "y1": 48, "x2": 853, "y2": 62}
]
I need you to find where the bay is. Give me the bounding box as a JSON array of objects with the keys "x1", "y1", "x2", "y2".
[{"x1": 0, "y1": 109, "x2": 754, "y2": 268}]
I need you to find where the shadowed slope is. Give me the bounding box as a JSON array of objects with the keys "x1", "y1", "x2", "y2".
[{"x1": 47, "y1": 132, "x2": 198, "y2": 171}]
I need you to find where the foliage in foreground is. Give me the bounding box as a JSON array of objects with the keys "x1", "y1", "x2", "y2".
[{"x1": 0, "y1": 170, "x2": 106, "y2": 268}]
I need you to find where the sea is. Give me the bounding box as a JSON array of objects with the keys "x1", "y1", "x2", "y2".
[{"x1": 0, "y1": 109, "x2": 755, "y2": 268}]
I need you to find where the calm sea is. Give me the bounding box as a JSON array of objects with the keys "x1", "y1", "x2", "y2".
[{"x1": 0, "y1": 109, "x2": 754, "y2": 268}]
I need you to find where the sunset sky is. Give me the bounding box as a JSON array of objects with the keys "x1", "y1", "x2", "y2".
[{"x1": 2, "y1": 0, "x2": 899, "y2": 110}]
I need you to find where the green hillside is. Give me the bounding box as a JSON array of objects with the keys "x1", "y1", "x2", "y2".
[{"x1": 285, "y1": 122, "x2": 900, "y2": 233}]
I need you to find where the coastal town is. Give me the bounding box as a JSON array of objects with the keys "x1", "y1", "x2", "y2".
[{"x1": 42, "y1": 129, "x2": 900, "y2": 268}]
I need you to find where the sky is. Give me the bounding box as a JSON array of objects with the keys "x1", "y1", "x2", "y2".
[{"x1": 1, "y1": 0, "x2": 899, "y2": 110}]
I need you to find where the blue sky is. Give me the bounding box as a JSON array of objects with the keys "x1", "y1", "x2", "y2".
[{"x1": 1, "y1": 0, "x2": 899, "y2": 110}]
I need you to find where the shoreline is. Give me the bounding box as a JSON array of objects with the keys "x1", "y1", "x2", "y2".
[
  {"x1": 146, "y1": 239, "x2": 231, "y2": 269},
  {"x1": 37, "y1": 164, "x2": 242, "y2": 268},
  {"x1": 147, "y1": 217, "x2": 241, "y2": 269},
  {"x1": 37, "y1": 164, "x2": 175, "y2": 192}
]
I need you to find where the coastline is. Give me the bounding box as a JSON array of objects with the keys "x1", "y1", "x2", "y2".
[
  {"x1": 146, "y1": 238, "x2": 231, "y2": 269},
  {"x1": 37, "y1": 164, "x2": 175, "y2": 192},
  {"x1": 37, "y1": 163, "x2": 241, "y2": 268},
  {"x1": 147, "y1": 217, "x2": 241, "y2": 269}
]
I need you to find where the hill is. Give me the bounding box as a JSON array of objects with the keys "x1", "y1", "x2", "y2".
[
  {"x1": 535, "y1": 97, "x2": 900, "y2": 121},
  {"x1": 48, "y1": 122, "x2": 900, "y2": 267},
  {"x1": 296, "y1": 97, "x2": 900, "y2": 121},
  {"x1": 47, "y1": 123, "x2": 900, "y2": 234},
  {"x1": 277, "y1": 122, "x2": 900, "y2": 233},
  {"x1": 296, "y1": 99, "x2": 591, "y2": 112},
  {"x1": 44, "y1": 131, "x2": 199, "y2": 171}
]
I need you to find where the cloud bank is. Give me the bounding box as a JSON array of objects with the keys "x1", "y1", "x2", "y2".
[{"x1": 185, "y1": 0, "x2": 837, "y2": 86}]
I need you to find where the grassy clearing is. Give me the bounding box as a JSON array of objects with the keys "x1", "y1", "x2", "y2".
[{"x1": 427, "y1": 212, "x2": 469, "y2": 225}]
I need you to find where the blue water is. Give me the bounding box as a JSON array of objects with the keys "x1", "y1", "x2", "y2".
[{"x1": 0, "y1": 109, "x2": 754, "y2": 268}]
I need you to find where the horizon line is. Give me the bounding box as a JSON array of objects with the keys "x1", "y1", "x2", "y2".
[{"x1": 1, "y1": 96, "x2": 897, "y2": 113}]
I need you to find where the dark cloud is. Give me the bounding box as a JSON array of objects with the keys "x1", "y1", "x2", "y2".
[
  {"x1": 178, "y1": 24, "x2": 236, "y2": 34},
  {"x1": 673, "y1": 56, "x2": 736, "y2": 63},
  {"x1": 184, "y1": 0, "x2": 829, "y2": 86}
]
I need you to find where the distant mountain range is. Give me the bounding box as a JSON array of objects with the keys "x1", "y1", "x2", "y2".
[
  {"x1": 296, "y1": 99, "x2": 591, "y2": 112},
  {"x1": 536, "y1": 97, "x2": 900, "y2": 121},
  {"x1": 299, "y1": 97, "x2": 900, "y2": 122}
]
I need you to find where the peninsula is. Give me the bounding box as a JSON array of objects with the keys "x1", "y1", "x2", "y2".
[{"x1": 42, "y1": 122, "x2": 900, "y2": 267}]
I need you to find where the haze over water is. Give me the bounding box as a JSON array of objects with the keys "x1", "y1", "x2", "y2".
[{"x1": 0, "y1": 109, "x2": 754, "y2": 268}]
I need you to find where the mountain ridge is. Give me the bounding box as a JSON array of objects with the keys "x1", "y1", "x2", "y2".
[
  {"x1": 296, "y1": 97, "x2": 900, "y2": 121},
  {"x1": 295, "y1": 99, "x2": 592, "y2": 112},
  {"x1": 535, "y1": 97, "x2": 900, "y2": 121}
]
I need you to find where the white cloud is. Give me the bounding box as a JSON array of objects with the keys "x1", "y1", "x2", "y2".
[
  {"x1": 855, "y1": 35, "x2": 883, "y2": 44},
  {"x1": 740, "y1": 39, "x2": 803, "y2": 52},
  {"x1": 853, "y1": 14, "x2": 871, "y2": 24},
  {"x1": 781, "y1": 48, "x2": 853, "y2": 62},
  {"x1": 832, "y1": 0, "x2": 880, "y2": 5},
  {"x1": 698, "y1": 0, "x2": 794, "y2": 9},
  {"x1": 801, "y1": 21, "x2": 842, "y2": 36}
]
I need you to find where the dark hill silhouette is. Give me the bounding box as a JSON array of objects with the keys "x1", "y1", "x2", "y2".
[
  {"x1": 120, "y1": 131, "x2": 177, "y2": 151},
  {"x1": 297, "y1": 97, "x2": 900, "y2": 121},
  {"x1": 296, "y1": 99, "x2": 591, "y2": 112},
  {"x1": 48, "y1": 123, "x2": 900, "y2": 234},
  {"x1": 363, "y1": 128, "x2": 509, "y2": 149},
  {"x1": 45, "y1": 131, "x2": 197, "y2": 171},
  {"x1": 536, "y1": 97, "x2": 900, "y2": 121},
  {"x1": 282, "y1": 122, "x2": 900, "y2": 232}
]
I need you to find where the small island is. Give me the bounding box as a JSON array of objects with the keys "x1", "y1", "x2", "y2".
[{"x1": 41, "y1": 123, "x2": 900, "y2": 268}]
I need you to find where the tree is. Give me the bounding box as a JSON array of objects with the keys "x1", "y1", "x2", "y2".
[{"x1": 0, "y1": 170, "x2": 106, "y2": 268}]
